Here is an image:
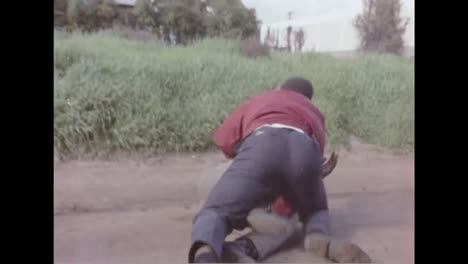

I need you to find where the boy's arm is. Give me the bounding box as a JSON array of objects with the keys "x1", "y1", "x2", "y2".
[{"x1": 214, "y1": 102, "x2": 249, "y2": 159}]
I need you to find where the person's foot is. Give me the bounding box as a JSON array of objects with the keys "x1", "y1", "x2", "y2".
[
  {"x1": 328, "y1": 240, "x2": 372, "y2": 263},
  {"x1": 222, "y1": 238, "x2": 259, "y2": 263},
  {"x1": 304, "y1": 232, "x2": 330, "y2": 258},
  {"x1": 304, "y1": 233, "x2": 372, "y2": 263},
  {"x1": 193, "y1": 245, "x2": 218, "y2": 263}
]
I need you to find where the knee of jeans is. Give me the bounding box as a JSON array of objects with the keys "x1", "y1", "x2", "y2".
[
  {"x1": 191, "y1": 209, "x2": 229, "y2": 262},
  {"x1": 193, "y1": 208, "x2": 221, "y2": 223}
]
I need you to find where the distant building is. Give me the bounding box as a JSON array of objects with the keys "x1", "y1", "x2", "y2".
[
  {"x1": 114, "y1": 0, "x2": 137, "y2": 28},
  {"x1": 245, "y1": 0, "x2": 414, "y2": 55},
  {"x1": 261, "y1": 10, "x2": 414, "y2": 54},
  {"x1": 116, "y1": 0, "x2": 143, "y2": 6}
]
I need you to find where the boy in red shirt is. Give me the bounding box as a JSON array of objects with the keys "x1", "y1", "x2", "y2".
[{"x1": 189, "y1": 78, "x2": 370, "y2": 263}]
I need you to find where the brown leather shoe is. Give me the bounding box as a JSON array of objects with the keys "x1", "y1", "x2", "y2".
[
  {"x1": 304, "y1": 232, "x2": 330, "y2": 258},
  {"x1": 305, "y1": 233, "x2": 372, "y2": 263},
  {"x1": 328, "y1": 240, "x2": 372, "y2": 263}
]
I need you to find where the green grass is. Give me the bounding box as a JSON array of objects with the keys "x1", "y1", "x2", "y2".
[{"x1": 54, "y1": 30, "x2": 414, "y2": 158}]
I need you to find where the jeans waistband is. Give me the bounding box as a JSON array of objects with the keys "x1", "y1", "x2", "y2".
[{"x1": 255, "y1": 123, "x2": 305, "y2": 134}]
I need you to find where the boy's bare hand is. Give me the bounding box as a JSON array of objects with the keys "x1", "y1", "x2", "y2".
[{"x1": 322, "y1": 152, "x2": 338, "y2": 178}]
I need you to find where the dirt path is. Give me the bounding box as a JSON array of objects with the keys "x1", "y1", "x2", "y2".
[{"x1": 54, "y1": 142, "x2": 414, "y2": 263}]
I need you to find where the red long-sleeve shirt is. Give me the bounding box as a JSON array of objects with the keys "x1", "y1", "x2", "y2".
[
  {"x1": 214, "y1": 89, "x2": 326, "y2": 217},
  {"x1": 214, "y1": 89, "x2": 325, "y2": 158}
]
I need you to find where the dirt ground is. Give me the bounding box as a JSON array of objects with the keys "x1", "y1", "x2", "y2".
[{"x1": 54, "y1": 140, "x2": 414, "y2": 263}]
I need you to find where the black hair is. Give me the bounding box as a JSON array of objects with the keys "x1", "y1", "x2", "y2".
[{"x1": 280, "y1": 77, "x2": 314, "y2": 99}]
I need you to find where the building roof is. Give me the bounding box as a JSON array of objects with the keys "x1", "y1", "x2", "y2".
[{"x1": 115, "y1": 0, "x2": 136, "y2": 6}]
